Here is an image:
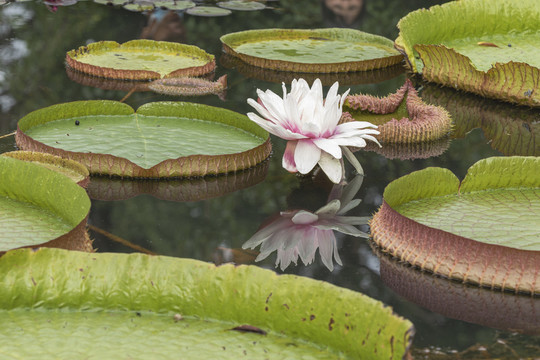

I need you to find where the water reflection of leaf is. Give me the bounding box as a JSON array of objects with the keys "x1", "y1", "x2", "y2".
[
  {"x1": 374, "y1": 245, "x2": 540, "y2": 336},
  {"x1": 87, "y1": 160, "x2": 269, "y2": 202},
  {"x1": 243, "y1": 175, "x2": 369, "y2": 271},
  {"x1": 422, "y1": 84, "x2": 539, "y2": 156}
]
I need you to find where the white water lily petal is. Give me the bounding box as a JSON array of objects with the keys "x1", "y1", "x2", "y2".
[
  {"x1": 315, "y1": 219, "x2": 367, "y2": 237},
  {"x1": 315, "y1": 199, "x2": 341, "y2": 216},
  {"x1": 336, "y1": 121, "x2": 379, "y2": 132},
  {"x1": 313, "y1": 138, "x2": 342, "y2": 159},
  {"x1": 333, "y1": 237, "x2": 343, "y2": 266},
  {"x1": 291, "y1": 210, "x2": 319, "y2": 225},
  {"x1": 335, "y1": 215, "x2": 371, "y2": 225},
  {"x1": 318, "y1": 230, "x2": 337, "y2": 271},
  {"x1": 342, "y1": 146, "x2": 364, "y2": 176},
  {"x1": 318, "y1": 151, "x2": 343, "y2": 184},
  {"x1": 331, "y1": 137, "x2": 367, "y2": 149},
  {"x1": 297, "y1": 228, "x2": 318, "y2": 265},
  {"x1": 247, "y1": 113, "x2": 306, "y2": 140},
  {"x1": 247, "y1": 98, "x2": 278, "y2": 124},
  {"x1": 294, "y1": 139, "x2": 321, "y2": 174},
  {"x1": 337, "y1": 199, "x2": 362, "y2": 215}
]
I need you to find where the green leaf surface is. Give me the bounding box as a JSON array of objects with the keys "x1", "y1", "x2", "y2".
[
  {"x1": 66, "y1": 40, "x2": 215, "y2": 80},
  {"x1": 395, "y1": 0, "x2": 540, "y2": 106},
  {"x1": 0, "y1": 157, "x2": 90, "y2": 251},
  {"x1": 221, "y1": 28, "x2": 402, "y2": 72},
  {"x1": 0, "y1": 248, "x2": 414, "y2": 359},
  {"x1": 218, "y1": 1, "x2": 266, "y2": 11},
  {"x1": 17, "y1": 101, "x2": 270, "y2": 177},
  {"x1": 384, "y1": 157, "x2": 539, "y2": 250},
  {"x1": 186, "y1": 6, "x2": 232, "y2": 16}
]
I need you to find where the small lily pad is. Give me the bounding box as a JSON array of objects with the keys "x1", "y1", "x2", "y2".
[
  {"x1": 220, "y1": 28, "x2": 403, "y2": 73},
  {"x1": 370, "y1": 156, "x2": 540, "y2": 294},
  {"x1": 66, "y1": 40, "x2": 215, "y2": 80},
  {"x1": 1, "y1": 150, "x2": 89, "y2": 187},
  {"x1": 123, "y1": 2, "x2": 154, "y2": 11},
  {"x1": 395, "y1": 0, "x2": 540, "y2": 106},
  {"x1": 218, "y1": 1, "x2": 266, "y2": 11},
  {"x1": 0, "y1": 247, "x2": 414, "y2": 359},
  {"x1": 342, "y1": 80, "x2": 452, "y2": 143},
  {"x1": 16, "y1": 100, "x2": 271, "y2": 178},
  {"x1": 186, "y1": 6, "x2": 232, "y2": 17},
  {"x1": 0, "y1": 156, "x2": 91, "y2": 253}
]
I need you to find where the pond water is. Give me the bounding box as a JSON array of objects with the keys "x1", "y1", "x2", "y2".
[{"x1": 0, "y1": 0, "x2": 539, "y2": 358}]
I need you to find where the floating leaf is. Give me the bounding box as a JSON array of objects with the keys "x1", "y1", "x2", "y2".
[
  {"x1": 16, "y1": 101, "x2": 271, "y2": 178},
  {"x1": 218, "y1": 1, "x2": 266, "y2": 11},
  {"x1": 86, "y1": 161, "x2": 268, "y2": 202},
  {"x1": 342, "y1": 80, "x2": 452, "y2": 143},
  {"x1": 0, "y1": 248, "x2": 414, "y2": 359},
  {"x1": 221, "y1": 28, "x2": 403, "y2": 73},
  {"x1": 421, "y1": 84, "x2": 539, "y2": 156},
  {"x1": 395, "y1": 0, "x2": 540, "y2": 106},
  {"x1": 0, "y1": 157, "x2": 91, "y2": 253},
  {"x1": 186, "y1": 6, "x2": 232, "y2": 16},
  {"x1": 66, "y1": 40, "x2": 215, "y2": 80},
  {"x1": 370, "y1": 156, "x2": 540, "y2": 294},
  {"x1": 1, "y1": 150, "x2": 89, "y2": 187},
  {"x1": 375, "y1": 247, "x2": 540, "y2": 336}
]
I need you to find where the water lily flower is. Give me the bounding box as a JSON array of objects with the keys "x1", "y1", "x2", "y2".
[
  {"x1": 243, "y1": 175, "x2": 369, "y2": 271},
  {"x1": 247, "y1": 78, "x2": 380, "y2": 183}
]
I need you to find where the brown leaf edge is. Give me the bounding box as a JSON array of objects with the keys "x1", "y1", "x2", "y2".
[
  {"x1": 372, "y1": 244, "x2": 540, "y2": 335},
  {"x1": 86, "y1": 159, "x2": 269, "y2": 202},
  {"x1": 342, "y1": 79, "x2": 452, "y2": 143},
  {"x1": 0, "y1": 216, "x2": 93, "y2": 256},
  {"x1": 1, "y1": 150, "x2": 90, "y2": 188},
  {"x1": 66, "y1": 40, "x2": 216, "y2": 80},
  {"x1": 415, "y1": 44, "x2": 540, "y2": 107},
  {"x1": 370, "y1": 200, "x2": 539, "y2": 295},
  {"x1": 361, "y1": 137, "x2": 451, "y2": 160}
]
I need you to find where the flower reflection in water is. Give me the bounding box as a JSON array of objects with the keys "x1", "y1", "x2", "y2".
[{"x1": 243, "y1": 175, "x2": 369, "y2": 271}]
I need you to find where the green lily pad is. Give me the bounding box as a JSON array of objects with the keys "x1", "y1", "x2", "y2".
[
  {"x1": 186, "y1": 6, "x2": 232, "y2": 17},
  {"x1": 395, "y1": 0, "x2": 540, "y2": 107},
  {"x1": 162, "y1": 0, "x2": 196, "y2": 10},
  {"x1": 1, "y1": 151, "x2": 90, "y2": 187},
  {"x1": 0, "y1": 248, "x2": 414, "y2": 359},
  {"x1": 16, "y1": 100, "x2": 271, "y2": 178},
  {"x1": 66, "y1": 40, "x2": 215, "y2": 80},
  {"x1": 123, "y1": 2, "x2": 154, "y2": 11},
  {"x1": 370, "y1": 156, "x2": 540, "y2": 294},
  {"x1": 0, "y1": 157, "x2": 91, "y2": 253},
  {"x1": 421, "y1": 84, "x2": 540, "y2": 156},
  {"x1": 218, "y1": 1, "x2": 266, "y2": 11},
  {"x1": 220, "y1": 28, "x2": 403, "y2": 73}
]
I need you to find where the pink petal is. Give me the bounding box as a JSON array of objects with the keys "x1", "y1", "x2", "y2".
[
  {"x1": 291, "y1": 210, "x2": 318, "y2": 225},
  {"x1": 318, "y1": 152, "x2": 343, "y2": 184},
  {"x1": 282, "y1": 141, "x2": 298, "y2": 172},
  {"x1": 294, "y1": 139, "x2": 321, "y2": 174},
  {"x1": 317, "y1": 230, "x2": 337, "y2": 271}
]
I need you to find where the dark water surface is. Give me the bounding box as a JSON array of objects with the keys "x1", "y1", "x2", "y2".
[{"x1": 1, "y1": 1, "x2": 538, "y2": 358}]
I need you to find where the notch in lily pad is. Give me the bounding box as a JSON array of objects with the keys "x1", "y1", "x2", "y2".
[
  {"x1": 16, "y1": 100, "x2": 271, "y2": 178},
  {"x1": 66, "y1": 40, "x2": 216, "y2": 80},
  {"x1": 221, "y1": 28, "x2": 403, "y2": 73},
  {"x1": 342, "y1": 80, "x2": 452, "y2": 143}
]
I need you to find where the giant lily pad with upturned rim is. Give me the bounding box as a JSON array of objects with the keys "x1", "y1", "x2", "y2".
[
  {"x1": 395, "y1": 0, "x2": 540, "y2": 107},
  {"x1": 15, "y1": 100, "x2": 271, "y2": 178},
  {"x1": 66, "y1": 40, "x2": 216, "y2": 80},
  {"x1": 0, "y1": 247, "x2": 414, "y2": 359},
  {"x1": 0, "y1": 156, "x2": 91, "y2": 253},
  {"x1": 220, "y1": 28, "x2": 403, "y2": 73},
  {"x1": 370, "y1": 156, "x2": 540, "y2": 295}
]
